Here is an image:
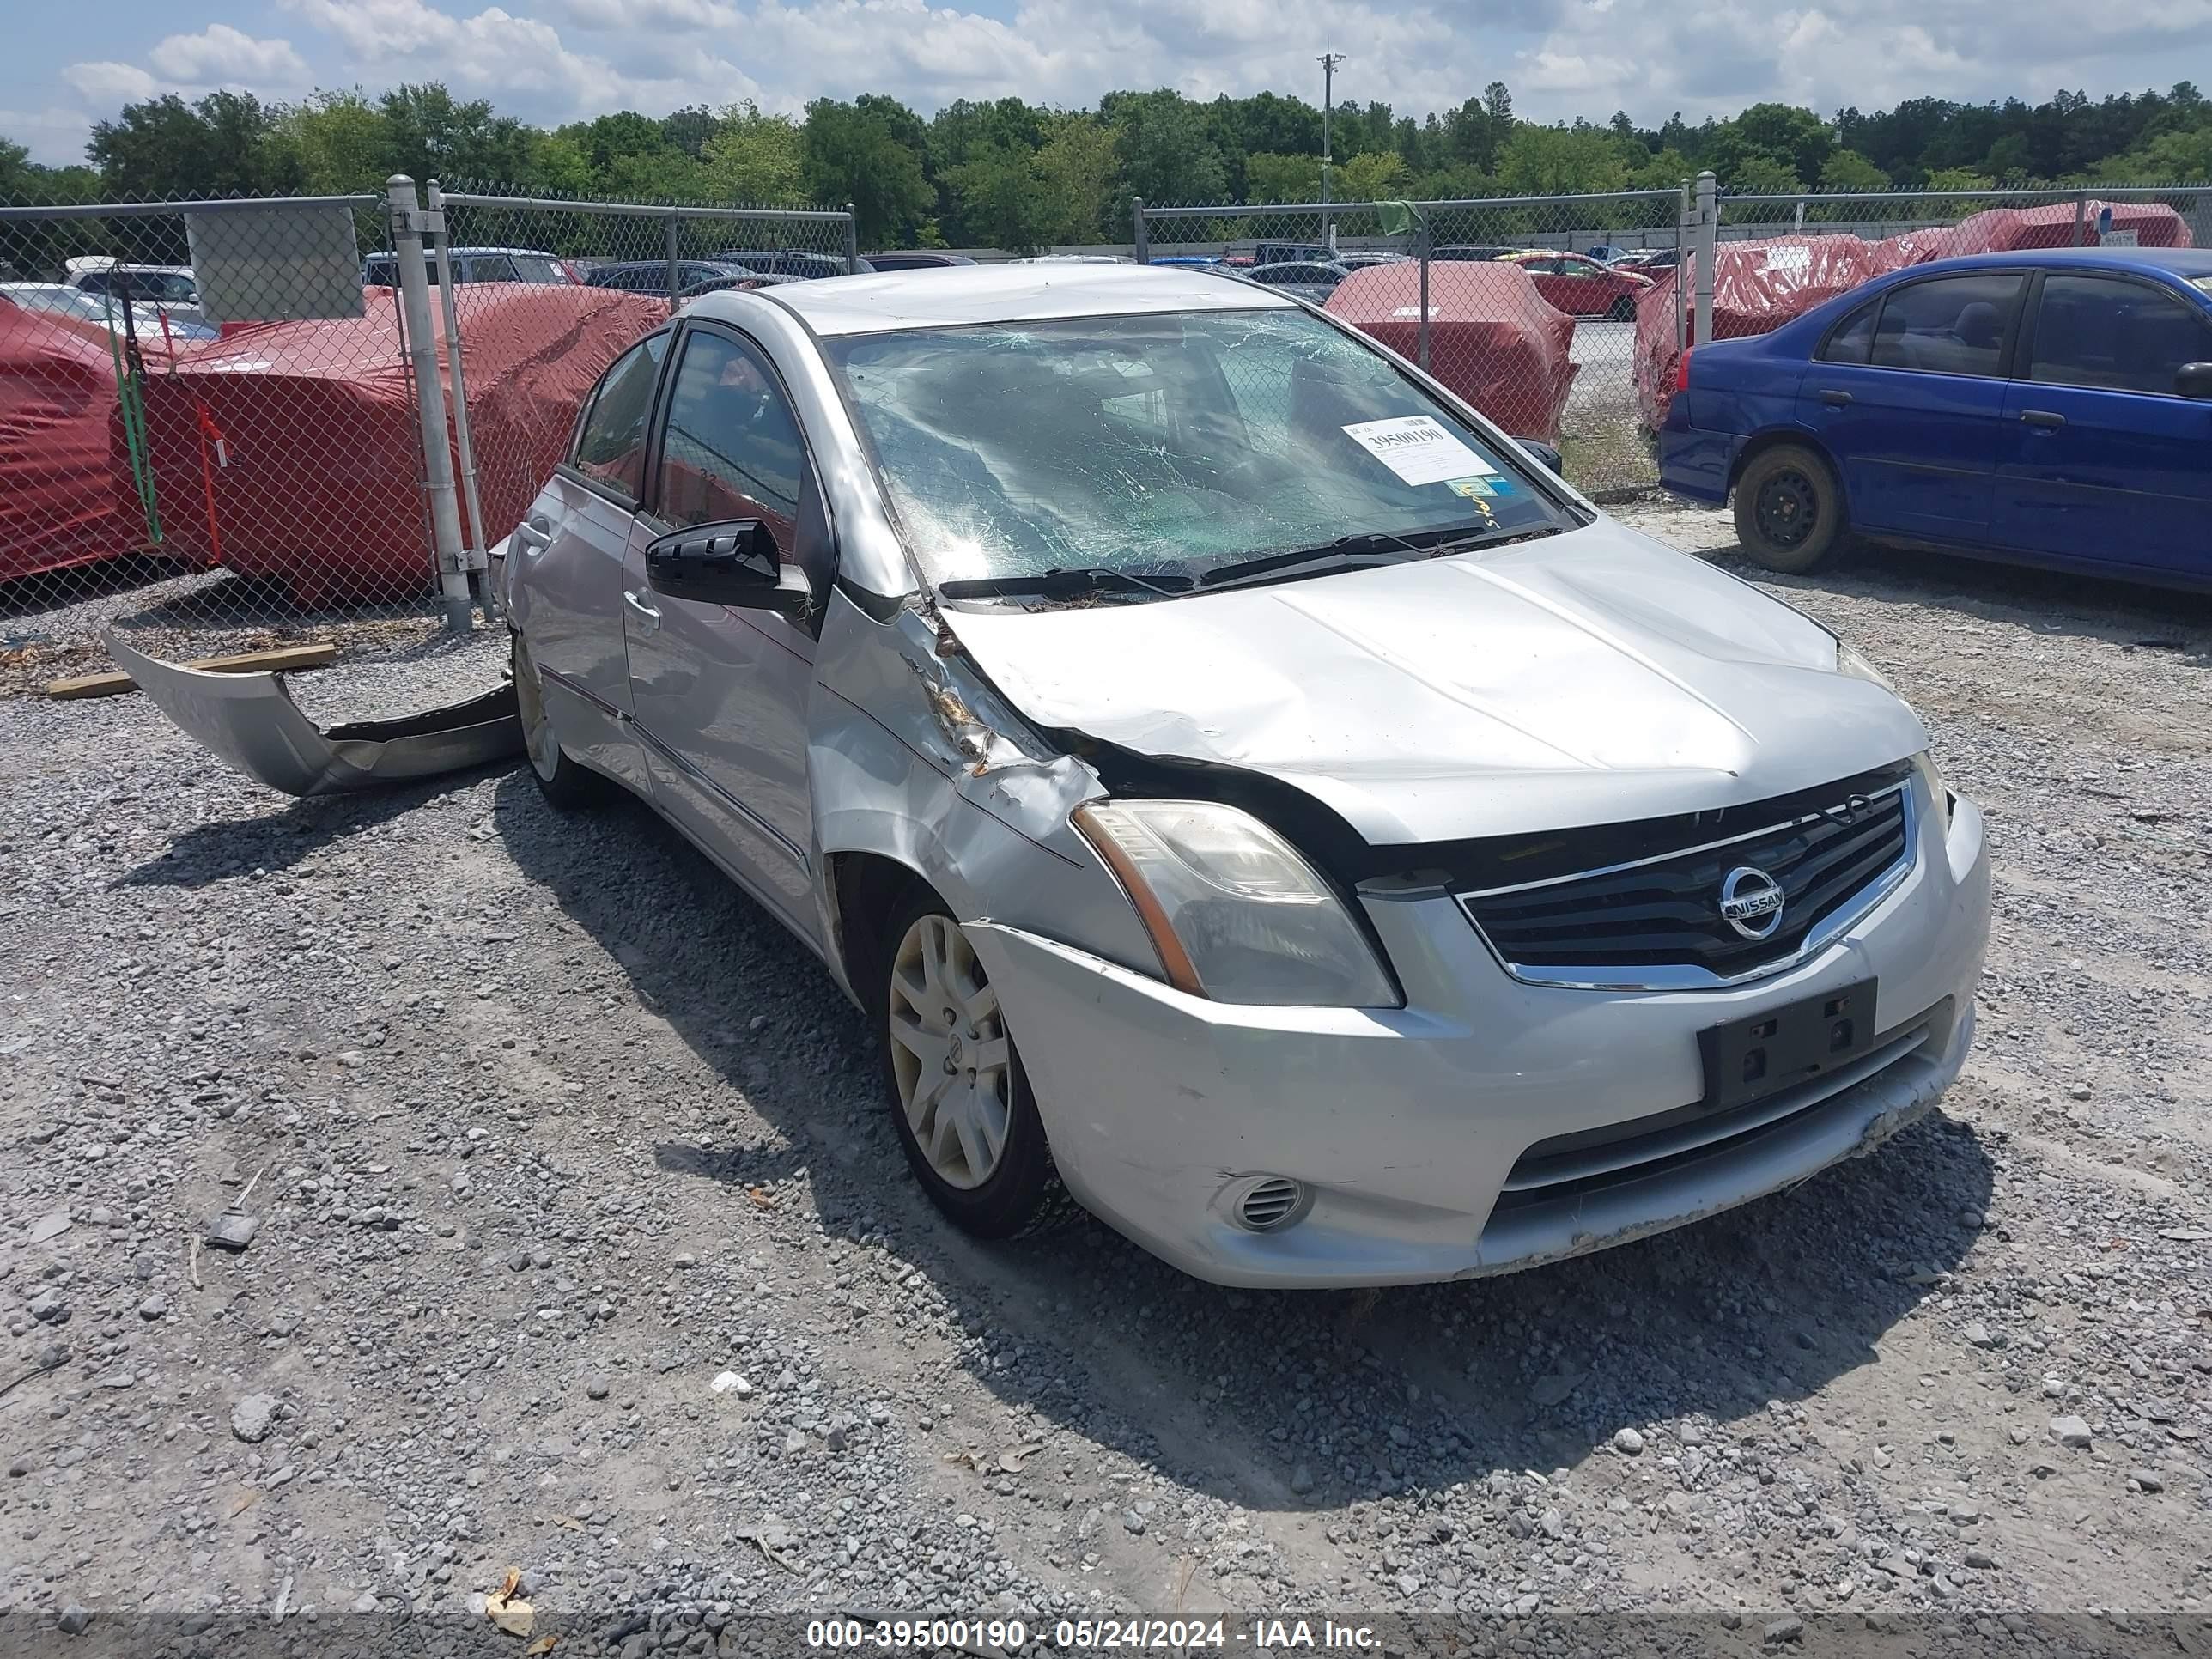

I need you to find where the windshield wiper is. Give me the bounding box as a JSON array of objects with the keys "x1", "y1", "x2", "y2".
[
  {"x1": 1196, "y1": 521, "x2": 1564, "y2": 592},
  {"x1": 937, "y1": 565, "x2": 1195, "y2": 601}
]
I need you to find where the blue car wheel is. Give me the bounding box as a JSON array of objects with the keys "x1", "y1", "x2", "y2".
[{"x1": 1733, "y1": 443, "x2": 1846, "y2": 575}]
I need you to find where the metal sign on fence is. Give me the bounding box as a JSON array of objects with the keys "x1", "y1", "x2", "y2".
[{"x1": 185, "y1": 200, "x2": 366, "y2": 323}]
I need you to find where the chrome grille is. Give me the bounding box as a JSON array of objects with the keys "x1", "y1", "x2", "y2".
[{"x1": 1458, "y1": 782, "x2": 1914, "y2": 990}]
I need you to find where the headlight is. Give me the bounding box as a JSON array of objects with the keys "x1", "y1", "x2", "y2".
[
  {"x1": 1836, "y1": 643, "x2": 1895, "y2": 690},
  {"x1": 1911, "y1": 750, "x2": 1953, "y2": 832},
  {"x1": 1072, "y1": 799, "x2": 1399, "y2": 1008}
]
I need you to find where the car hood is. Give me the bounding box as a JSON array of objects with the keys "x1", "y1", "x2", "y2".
[{"x1": 937, "y1": 519, "x2": 1928, "y2": 845}]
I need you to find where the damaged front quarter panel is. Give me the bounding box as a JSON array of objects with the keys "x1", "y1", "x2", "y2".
[
  {"x1": 105, "y1": 630, "x2": 523, "y2": 798},
  {"x1": 805, "y1": 589, "x2": 1160, "y2": 994}
]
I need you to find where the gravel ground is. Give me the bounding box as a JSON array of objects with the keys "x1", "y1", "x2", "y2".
[
  {"x1": 1, "y1": 562, "x2": 451, "y2": 699},
  {"x1": 3, "y1": 501, "x2": 2210, "y2": 1652}
]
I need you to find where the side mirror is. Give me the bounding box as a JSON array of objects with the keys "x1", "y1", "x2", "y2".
[
  {"x1": 2176, "y1": 362, "x2": 2212, "y2": 400},
  {"x1": 644, "y1": 520, "x2": 810, "y2": 617},
  {"x1": 1516, "y1": 437, "x2": 1565, "y2": 475}
]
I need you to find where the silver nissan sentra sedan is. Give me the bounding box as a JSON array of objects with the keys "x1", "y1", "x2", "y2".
[{"x1": 500, "y1": 264, "x2": 1990, "y2": 1288}]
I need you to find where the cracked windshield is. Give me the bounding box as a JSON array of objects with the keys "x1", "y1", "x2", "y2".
[{"x1": 825, "y1": 307, "x2": 1577, "y2": 598}]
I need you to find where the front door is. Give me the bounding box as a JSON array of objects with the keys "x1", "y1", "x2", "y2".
[
  {"x1": 622, "y1": 322, "x2": 824, "y2": 942},
  {"x1": 1993, "y1": 270, "x2": 2212, "y2": 580},
  {"x1": 1793, "y1": 270, "x2": 2025, "y2": 545}
]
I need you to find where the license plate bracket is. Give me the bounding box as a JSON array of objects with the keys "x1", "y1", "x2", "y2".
[{"x1": 1698, "y1": 978, "x2": 1878, "y2": 1114}]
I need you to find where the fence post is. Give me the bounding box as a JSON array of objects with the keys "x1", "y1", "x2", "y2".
[
  {"x1": 1675, "y1": 178, "x2": 1690, "y2": 353},
  {"x1": 1133, "y1": 198, "x2": 1149, "y2": 264},
  {"x1": 665, "y1": 213, "x2": 682, "y2": 307},
  {"x1": 425, "y1": 179, "x2": 491, "y2": 623},
  {"x1": 387, "y1": 175, "x2": 474, "y2": 632},
  {"x1": 844, "y1": 205, "x2": 860, "y2": 274},
  {"x1": 2073, "y1": 190, "x2": 2088, "y2": 246},
  {"x1": 1693, "y1": 171, "x2": 1717, "y2": 350},
  {"x1": 1416, "y1": 211, "x2": 1431, "y2": 372}
]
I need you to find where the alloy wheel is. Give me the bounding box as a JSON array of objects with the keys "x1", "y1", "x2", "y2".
[{"x1": 886, "y1": 914, "x2": 1012, "y2": 1190}]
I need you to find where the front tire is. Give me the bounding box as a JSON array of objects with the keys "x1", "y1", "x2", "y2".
[
  {"x1": 873, "y1": 886, "x2": 1066, "y2": 1239},
  {"x1": 1732, "y1": 443, "x2": 1847, "y2": 574},
  {"x1": 512, "y1": 634, "x2": 611, "y2": 810},
  {"x1": 1607, "y1": 294, "x2": 1637, "y2": 322}
]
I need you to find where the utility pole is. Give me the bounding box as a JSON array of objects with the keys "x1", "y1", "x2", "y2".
[
  {"x1": 1318, "y1": 52, "x2": 1344, "y2": 207},
  {"x1": 1319, "y1": 50, "x2": 1344, "y2": 254}
]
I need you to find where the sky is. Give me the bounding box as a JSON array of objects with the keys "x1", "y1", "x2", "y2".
[{"x1": 5, "y1": 0, "x2": 2209, "y2": 166}]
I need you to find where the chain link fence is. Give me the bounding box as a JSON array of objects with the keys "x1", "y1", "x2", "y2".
[
  {"x1": 7, "y1": 173, "x2": 2203, "y2": 694},
  {"x1": 1138, "y1": 191, "x2": 1689, "y2": 497},
  {"x1": 0, "y1": 179, "x2": 854, "y2": 695},
  {"x1": 1138, "y1": 180, "x2": 2208, "y2": 499}
]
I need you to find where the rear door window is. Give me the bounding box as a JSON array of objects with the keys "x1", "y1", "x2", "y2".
[
  {"x1": 1869, "y1": 274, "x2": 2024, "y2": 377},
  {"x1": 2027, "y1": 274, "x2": 2212, "y2": 396},
  {"x1": 571, "y1": 334, "x2": 670, "y2": 500},
  {"x1": 1820, "y1": 301, "x2": 1877, "y2": 364}
]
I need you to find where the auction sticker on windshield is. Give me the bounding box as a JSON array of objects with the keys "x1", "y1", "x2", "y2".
[{"x1": 1342, "y1": 416, "x2": 1489, "y2": 487}]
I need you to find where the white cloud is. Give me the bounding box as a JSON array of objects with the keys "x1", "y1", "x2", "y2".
[
  {"x1": 62, "y1": 61, "x2": 159, "y2": 106},
  {"x1": 19, "y1": 0, "x2": 2212, "y2": 171},
  {"x1": 3, "y1": 105, "x2": 98, "y2": 167},
  {"x1": 147, "y1": 24, "x2": 312, "y2": 86},
  {"x1": 280, "y1": 0, "x2": 763, "y2": 112}
]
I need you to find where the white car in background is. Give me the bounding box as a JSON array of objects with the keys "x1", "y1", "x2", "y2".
[{"x1": 2, "y1": 280, "x2": 216, "y2": 341}]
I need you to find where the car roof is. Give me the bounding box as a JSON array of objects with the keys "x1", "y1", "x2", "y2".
[
  {"x1": 716, "y1": 264, "x2": 1291, "y2": 338},
  {"x1": 1888, "y1": 246, "x2": 2212, "y2": 281}
]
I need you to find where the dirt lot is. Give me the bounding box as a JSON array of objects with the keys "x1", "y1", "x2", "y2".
[{"x1": 3, "y1": 501, "x2": 2210, "y2": 1650}]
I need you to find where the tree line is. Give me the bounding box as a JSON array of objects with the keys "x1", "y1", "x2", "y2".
[{"x1": 3, "y1": 78, "x2": 2208, "y2": 252}]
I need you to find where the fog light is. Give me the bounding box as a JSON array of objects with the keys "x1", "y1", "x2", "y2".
[{"x1": 1232, "y1": 1176, "x2": 1310, "y2": 1233}]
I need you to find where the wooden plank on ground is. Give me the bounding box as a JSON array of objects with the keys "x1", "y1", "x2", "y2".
[{"x1": 46, "y1": 642, "x2": 338, "y2": 702}]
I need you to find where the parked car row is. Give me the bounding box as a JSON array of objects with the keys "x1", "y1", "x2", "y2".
[{"x1": 362, "y1": 247, "x2": 871, "y2": 292}]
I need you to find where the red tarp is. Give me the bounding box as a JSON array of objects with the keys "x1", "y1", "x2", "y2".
[
  {"x1": 1632, "y1": 236, "x2": 1905, "y2": 428},
  {"x1": 1881, "y1": 198, "x2": 2191, "y2": 264},
  {"x1": 133, "y1": 284, "x2": 665, "y2": 604},
  {"x1": 0, "y1": 302, "x2": 134, "y2": 580},
  {"x1": 1326, "y1": 260, "x2": 1578, "y2": 440},
  {"x1": 1633, "y1": 201, "x2": 2197, "y2": 428}
]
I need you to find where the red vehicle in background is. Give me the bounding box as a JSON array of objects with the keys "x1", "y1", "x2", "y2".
[{"x1": 1500, "y1": 250, "x2": 1654, "y2": 320}]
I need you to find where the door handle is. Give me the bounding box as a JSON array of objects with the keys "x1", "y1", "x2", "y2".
[
  {"x1": 512, "y1": 517, "x2": 555, "y2": 556},
  {"x1": 2020, "y1": 410, "x2": 2066, "y2": 428},
  {"x1": 1819, "y1": 389, "x2": 1852, "y2": 407},
  {"x1": 623, "y1": 588, "x2": 661, "y2": 629}
]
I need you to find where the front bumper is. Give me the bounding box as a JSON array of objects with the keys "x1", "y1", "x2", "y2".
[{"x1": 966, "y1": 783, "x2": 1990, "y2": 1289}]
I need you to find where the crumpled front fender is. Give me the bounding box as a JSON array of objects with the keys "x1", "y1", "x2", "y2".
[{"x1": 106, "y1": 631, "x2": 523, "y2": 798}]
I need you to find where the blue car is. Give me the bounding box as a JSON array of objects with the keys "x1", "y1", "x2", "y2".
[{"x1": 1660, "y1": 248, "x2": 2212, "y2": 591}]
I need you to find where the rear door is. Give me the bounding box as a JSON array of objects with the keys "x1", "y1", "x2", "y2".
[
  {"x1": 515, "y1": 331, "x2": 669, "y2": 793},
  {"x1": 1994, "y1": 270, "x2": 2212, "y2": 580},
  {"x1": 1793, "y1": 270, "x2": 2026, "y2": 544}
]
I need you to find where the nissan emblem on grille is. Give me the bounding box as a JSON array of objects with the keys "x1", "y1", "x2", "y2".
[{"x1": 1718, "y1": 866, "x2": 1786, "y2": 940}]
